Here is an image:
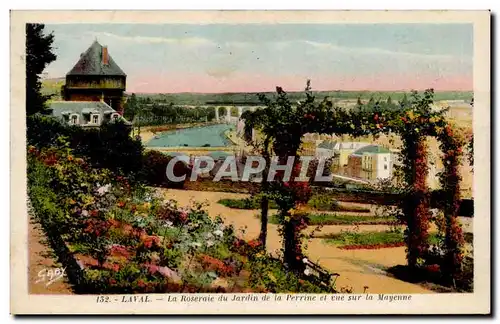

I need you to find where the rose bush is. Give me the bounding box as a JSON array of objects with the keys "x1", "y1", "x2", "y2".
[{"x1": 28, "y1": 143, "x2": 330, "y2": 293}]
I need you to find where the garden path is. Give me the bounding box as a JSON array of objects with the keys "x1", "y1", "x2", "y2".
[
  {"x1": 161, "y1": 189, "x2": 435, "y2": 294},
  {"x1": 28, "y1": 217, "x2": 73, "y2": 294}
]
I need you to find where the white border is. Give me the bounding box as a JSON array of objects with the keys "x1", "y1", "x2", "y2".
[{"x1": 7, "y1": 8, "x2": 492, "y2": 317}]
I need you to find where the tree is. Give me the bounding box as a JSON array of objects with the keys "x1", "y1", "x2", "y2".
[
  {"x1": 26, "y1": 24, "x2": 57, "y2": 116},
  {"x1": 400, "y1": 93, "x2": 409, "y2": 108},
  {"x1": 244, "y1": 82, "x2": 466, "y2": 280},
  {"x1": 124, "y1": 93, "x2": 139, "y2": 120}
]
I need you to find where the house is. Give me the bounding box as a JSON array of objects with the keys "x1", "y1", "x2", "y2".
[
  {"x1": 315, "y1": 140, "x2": 338, "y2": 159},
  {"x1": 48, "y1": 101, "x2": 131, "y2": 127},
  {"x1": 346, "y1": 145, "x2": 392, "y2": 181},
  {"x1": 61, "y1": 40, "x2": 127, "y2": 114},
  {"x1": 337, "y1": 142, "x2": 372, "y2": 166},
  {"x1": 315, "y1": 140, "x2": 371, "y2": 174}
]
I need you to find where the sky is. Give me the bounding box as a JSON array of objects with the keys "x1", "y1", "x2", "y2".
[{"x1": 43, "y1": 23, "x2": 473, "y2": 93}]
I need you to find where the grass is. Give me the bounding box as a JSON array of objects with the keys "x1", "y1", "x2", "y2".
[
  {"x1": 307, "y1": 195, "x2": 370, "y2": 213},
  {"x1": 322, "y1": 231, "x2": 473, "y2": 249},
  {"x1": 323, "y1": 230, "x2": 411, "y2": 247},
  {"x1": 218, "y1": 196, "x2": 371, "y2": 213},
  {"x1": 267, "y1": 213, "x2": 398, "y2": 226},
  {"x1": 218, "y1": 198, "x2": 278, "y2": 209}
]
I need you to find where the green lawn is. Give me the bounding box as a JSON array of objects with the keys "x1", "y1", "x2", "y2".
[
  {"x1": 323, "y1": 231, "x2": 410, "y2": 247},
  {"x1": 218, "y1": 196, "x2": 370, "y2": 213},
  {"x1": 218, "y1": 198, "x2": 278, "y2": 209},
  {"x1": 267, "y1": 213, "x2": 397, "y2": 225},
  {"x1": 321, "y1": 231, "x2": 473, "y2": 248}
]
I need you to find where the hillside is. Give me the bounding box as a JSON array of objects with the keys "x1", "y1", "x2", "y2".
[
  {"x1": 131, "y1": 90, "x2": 473, "y2": 106},
  {"x1": 41, "y1": 77, "x2": 473, "y2": 106}
]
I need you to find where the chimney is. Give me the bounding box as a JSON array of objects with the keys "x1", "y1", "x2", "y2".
[{"x1": 102, "y1": 46, "x2": 109, "y2": 65}]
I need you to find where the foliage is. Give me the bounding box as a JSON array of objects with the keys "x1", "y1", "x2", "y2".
[
  {"x1": 305, "y1": 157, "x2": 333, "y2": 183},
  {"x1": 26, "y1": 23, "x2": 57, "y2": 116},
  {"x1": 27, "y1": 115, "x2": 144, "y2": 178},
  {"x1": 269, "y1": 213, "x2": 397, "y2": 226},
  {"x1": 306, "y1": 195, "x2": 340, "y2": 211},
  {"x1": 133, "y1": 100, "x2": 217, "y2": 126},
  {"x1": 323, "y1": 230, "x2": 442, "y2": 249},
  {"x1": 140, "y1": 150, "x2": 191, "y2": 188},
  {"x1": 123, "y1": 93, "x2": 139, "y2": 121},
  {"x1": 435, "y1": 125, "x2": 467, "y2": 281},
  {"x1": 243, "y1": 81, "x2": 468, "y2": 280},
  {"x1": 27, "y1": 145, "x2": 330, "y2": 293},
  {"x1": 111, "y1": 91, "x2": 473, "y2": 107},
  {"x1": 218, "y1": 195, "x2": 371, "y2": 214},
  {"x1": 218, "y1": 197, "x2": 278, "y2": 209}
]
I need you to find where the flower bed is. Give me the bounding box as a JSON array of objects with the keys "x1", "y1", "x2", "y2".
[{"x1": 27, "y1": 144, "x2": 331, "y2": 294}]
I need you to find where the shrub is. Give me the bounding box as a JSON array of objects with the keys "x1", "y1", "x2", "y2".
[
  {"x1": 218, "y1": 198, "x2": 278, "y2": 209},
  {"x1": 306, "y1": 157, "x2": 333, "y2": 184},
  {"x1": 140, "y1": 150, "x2": 191, "y2": 188},
  {"x1": 27, "y1": 115, "x2": 144, "y2": 178},
  {"x1": 307, "y1": 195, "x2": 340, "y2": 211},
  {"x1": 28, "y1": 145, "x2": 332, "y2": 294}
]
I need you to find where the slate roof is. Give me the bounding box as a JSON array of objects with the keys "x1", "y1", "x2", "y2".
[
  {"x1": 317, "y1": 140, "x2": 338, "y2": 150},
  {"x1": 48, "y1": 101, "x2": 131, "y2": 125},
  {"x1": 66, "y1": 40, "x2": 126, "y2": 77},
  {"x1": 352, "y1": 145, "x2": 391, "y2": 156}
]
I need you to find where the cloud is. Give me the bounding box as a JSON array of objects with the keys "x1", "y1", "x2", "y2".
[
  {"x1": 85, "y1": 31, "x2": 214, "y2": 46},
  {"x1": 270, "y1": 40, "x2": 469, "y2": 64},
  {"x1": 82, "y1": 31, "x2": 469, "y2": 66}
]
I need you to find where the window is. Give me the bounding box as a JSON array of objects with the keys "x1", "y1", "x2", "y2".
[
  {"x1": 384, "y1": 164, "x2": 388, "y2": 170},
  {"x1": 384, "y1": 157, "x2": 387, "y2": 162},
  {"x1": 92, "y1": 114, "x2": 99, "y2": 124},
  {"x1": 69, "y1": 114, "x2": 79, "y2": 125},
  {"x1": 111, "y1": 113, "x2": 120, "y2": 121}
]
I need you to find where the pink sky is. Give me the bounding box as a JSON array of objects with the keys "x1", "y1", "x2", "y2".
[{"x1": 127, "y1": 72, "x2": 472, "y2": 94}]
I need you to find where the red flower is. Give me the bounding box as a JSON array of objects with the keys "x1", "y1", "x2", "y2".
[
  {"x1": 247, "y1": 239, "x2": 261, "y2": 249},
  {"x1": 142, "y1": 235, "x2": 161, "y2": 249},
  {"x1": 109, "y1": 278, "x2": 117, "y2": 285},
  {"x1": 137, "y1": 279, "x2": 146, "y2": 288},
  {"x1": 426, "y1": 264, "x2": 440, "y2": 273}
]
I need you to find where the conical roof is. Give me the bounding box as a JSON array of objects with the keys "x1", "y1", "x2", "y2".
[{"x1": 66, "y1": 40, "x2": 126, "y2": 76}]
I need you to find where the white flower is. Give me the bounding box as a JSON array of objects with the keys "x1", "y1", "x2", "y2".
[
  {"x1": 304, "y1": 269, "x2": 311, "y2": 275},
  {"x1": 205, "y1": 232, "x2": 214, "y2": 240},
  {"x1": 430, "y1": 208, "x2": 440, "y2": 218},
  {"x1": 163, "y1": 221, "x2": 174, "y2": 228},
  {"x1": 302, "y1": 257, "x2": 309, "y2": 264},
  {"x1": 81, "y1": 210, "x2": 89, "y2": 217},
  {"x1": 213, "y1": 229, "x2": 224, "y2": 238},
  {"x1": 190, "y1": 242, "x2": 202, "y2": 248},
  {"x1": 206, "y1": 240, "x2": 215, "y2": 248},
  {"x1": 96, "y1": 183, "x2": 111, "y2": 196}
]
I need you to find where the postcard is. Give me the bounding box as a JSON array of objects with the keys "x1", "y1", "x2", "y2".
[{"x1": 10, "y1": 10, "x2": 490, "y2": 315}]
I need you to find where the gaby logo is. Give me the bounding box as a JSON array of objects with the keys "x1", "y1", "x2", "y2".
[{"x1": 166, "y1": 155, "x2": 333, "y2": 182}]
